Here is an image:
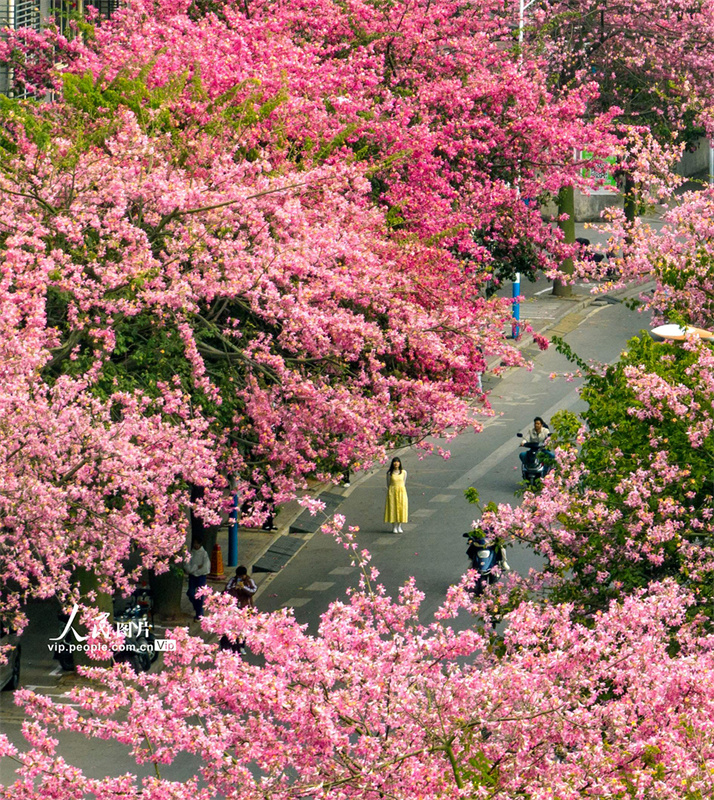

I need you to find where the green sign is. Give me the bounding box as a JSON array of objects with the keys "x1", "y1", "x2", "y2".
[{"x1": 580, "y1": 151, "x2": 617, "y2": 194}]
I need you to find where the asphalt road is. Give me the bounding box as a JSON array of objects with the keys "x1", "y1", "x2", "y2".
[
  {"x1": 0, "y1": 289, "x2": 652, "y2": 784},
  {"x1": 256, "y1": 293, "x2": 652, "y2": 629}
]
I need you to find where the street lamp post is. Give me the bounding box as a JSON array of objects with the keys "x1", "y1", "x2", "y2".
[
  {"x1": 519, "y1": 0, "x2": 539, "y2": 48},
  {"x1": 510, "y1": 0, "x2": 540, "y2": 338}
]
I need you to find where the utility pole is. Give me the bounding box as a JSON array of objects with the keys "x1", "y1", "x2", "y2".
[
  {"x1": 518, "y1": 0, "x2": 538, "y2": 48},
  {"x1": 510, "y1": 0, "x2": 541, "y2": 335}
]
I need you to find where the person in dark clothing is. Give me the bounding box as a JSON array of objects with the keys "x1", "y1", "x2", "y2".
[
  {"x1": 220, "y1": 566, "x2": 257, "y2": 654},
  {"x1": 185, "y1": 539, "x2": 210, "y2": 620}
]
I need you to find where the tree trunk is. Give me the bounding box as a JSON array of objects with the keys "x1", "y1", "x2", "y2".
[
  {"x1": 151, "y1": 484, "x2": 220, "y2": 620},
  {"x1": 623, "y1": 174, "x2": 637, "y2": 243},
  {"x1": 150, "y1": 566, "x2": 185, "y2": 621},
  {"x1": 553, "y1": 185, "x2": 575, "y2": 297},
  {"x1": 72, "y1": 567, "x2": 114, "y2": 668},
  {"x1": 191, "y1": 484, "x2": 219, "y2": 555}
]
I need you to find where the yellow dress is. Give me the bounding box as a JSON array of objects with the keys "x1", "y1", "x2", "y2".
[{"x1": 384, "y1": 470, "x2": 408, "y2": 524}]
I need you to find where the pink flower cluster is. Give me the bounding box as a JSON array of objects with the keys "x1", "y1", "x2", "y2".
[{"x1": 5, "y1": 576, "x2": 714, "y2": 799}]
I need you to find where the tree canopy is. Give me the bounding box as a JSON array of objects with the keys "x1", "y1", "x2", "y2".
[
  {"x1": 0, "y1": 0, "x2": 616, "y2": 622},
  {"x1": 3, "y1": 540, "x2": 713, "y2": 800},
  {"x1": 5, "y1": 0, "x2": 714, "y2": 796}
]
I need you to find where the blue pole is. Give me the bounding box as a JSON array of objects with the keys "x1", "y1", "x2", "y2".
[
  {"x1": 228, "y1": 493, "x2": 239, "y2": 567},
  {"x1": 512, "y1": 272, "x2": 521, "y2": 339}
]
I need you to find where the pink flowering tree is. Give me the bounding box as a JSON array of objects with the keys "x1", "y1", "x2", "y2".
[
  {"x1": 3, "y1": 0, "x2": 619, "y2": 288},
  {"x1": 0, "y1": 92, "x2": 499, "y2": 626},
  {"x1": 0, "y1": 0, "x2": 622, "y2": 624},
  {"x1": 517, "y1": 0, "x2": 714, "y2": 289},
  {"x1": 476, "y1": 330, "x2": 714, "y2": 617},
  {"x1": 530, "y1": 0, "x2": 714, "y2": 135},
  {"x1": 492, "y1": 3, "x2": 714, "y2": 597},
  {"x1": 640, "y1": 187, "x2": 714, "y2": 327},
  {"x1": 1, "y1": 529, "x2": 714, "y2": 798},
  {"x1": 0, "y1": 201, "x2": 222, "y2": 631},
  {"x1": 581, "y1": 184, "x2": 714, "y2": 328}
]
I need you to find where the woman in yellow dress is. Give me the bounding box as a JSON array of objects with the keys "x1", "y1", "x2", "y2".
[{"x1": 384, "y1": 457, "x2": 408, "y2": 533}]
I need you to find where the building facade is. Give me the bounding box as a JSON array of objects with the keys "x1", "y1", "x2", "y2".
[{"x1": 0, "y1": 0, "x2": 119, "y2": 97}]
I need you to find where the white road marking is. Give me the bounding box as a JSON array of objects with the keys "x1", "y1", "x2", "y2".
[
  {"x1": 305, "y1": 582, "x2": 335, "y2": 592},
  {"x1": 284, "y1": 598, "x2": 312, "y2": 608}
]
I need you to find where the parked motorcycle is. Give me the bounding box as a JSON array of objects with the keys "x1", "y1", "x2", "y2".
[
  {"x1": 52, "y1": 611, "x2": 80, "y2": 671},
  {"x1": 113, "y1": 587, "x2": 158, "y2": 672},
  {"x1": 463, "y1": 531, "x2": 510, "y2": 596},
  {"x1": 517, "y1": 432, "x2": 552, "y2": 486}
]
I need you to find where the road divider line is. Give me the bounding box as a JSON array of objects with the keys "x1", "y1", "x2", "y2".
[{"x1": 447, "y1": 385, "x2": 582, "y2": 490}]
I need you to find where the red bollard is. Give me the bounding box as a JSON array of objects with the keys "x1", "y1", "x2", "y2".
[{"x1": 209, "y1": 543, "x2": 225, "y2": 579}]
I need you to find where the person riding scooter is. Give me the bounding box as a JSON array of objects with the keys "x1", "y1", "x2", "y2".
[
  {"x1": 463, "y1": 528, "x2": 510, "y2": 596},
  {"x1": 517, "y1": 416, "x2": 554, "y2": 484}
]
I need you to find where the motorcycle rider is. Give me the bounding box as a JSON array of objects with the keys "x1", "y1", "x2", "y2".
[
  {"x1": 463, "y1": 526, "x2": 510, "y2": 596},
  {"x1": 518, "y1": 416, "x2": 553, "y2": 469}
]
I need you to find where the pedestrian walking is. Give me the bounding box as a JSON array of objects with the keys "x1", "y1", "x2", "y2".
[
  {"x1": 384, "y1": 457, "x2": 408, "y2": 533},
  {"x1": 261, "y1": 506, "x2": 278, "y2": 531},
  {"x1": 185, "y1": 538, "x2": 210, "y2": 620},
  {"x1": 475, "y1": 344, "x2": 485, "y2": 394}
]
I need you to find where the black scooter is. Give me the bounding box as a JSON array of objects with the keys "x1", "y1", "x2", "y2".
[
  {"x1": 463, "y1": 531, "x2": 510, "y2": 596},
  {"x1": 517, "y1": 433, "x2": 552, "y2": 486},
  {"x1": 113, "y1": 588, "x2": 158, "y2": 672}
]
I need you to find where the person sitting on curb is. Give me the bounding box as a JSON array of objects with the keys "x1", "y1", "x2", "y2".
[
  {"x1": 226, "y1": 565, "x2": 257, "y2": 609},
  {"x1": 221, "y1": 566, "x2": 257, "y2": 654}
]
